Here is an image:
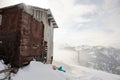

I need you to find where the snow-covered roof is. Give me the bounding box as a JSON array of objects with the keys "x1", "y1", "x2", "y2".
[{"x1": 0, "y1": 3, "x2": 58, "y2": 28}]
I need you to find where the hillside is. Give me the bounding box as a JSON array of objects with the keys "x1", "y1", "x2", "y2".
[{"x1": 62, "y1": 45, "x2": 120, "y2": 74}]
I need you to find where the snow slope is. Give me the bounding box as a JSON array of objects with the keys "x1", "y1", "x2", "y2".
[
  {"x1": 66, "y1": 64, "x2": 120, "y2": 80},
  {"x1": 53, "y1": 61, "x2": 120, "y2": 80},
  {"x1": 12, "y1": 61, "x2": 66, "y2": 80},
  {"x1": 0, "y1": 60, "x2": 120, "y2": 80}
]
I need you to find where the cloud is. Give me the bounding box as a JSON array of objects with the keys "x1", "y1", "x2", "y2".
[
  {"x1": 50, "y1": 0, "x2": 120, "y2": 50},
  {"x1": 47, "y1": 0, "x2": 97, "y2": 28},
  {"x1": 74, "y1": 0, "x2": 104, "y2": 5}
]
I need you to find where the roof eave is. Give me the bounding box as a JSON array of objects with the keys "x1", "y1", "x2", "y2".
[{"x1": 47, "y1": 9, "x2": 58, "y2": 28}]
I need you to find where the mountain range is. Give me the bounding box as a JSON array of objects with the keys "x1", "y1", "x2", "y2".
[{"x1": 63, "y1": 45, "x2": 120, "y2": 75}]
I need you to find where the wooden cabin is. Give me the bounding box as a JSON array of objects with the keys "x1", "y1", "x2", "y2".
[{"x1": 0, "y1": 3, "x2": 58, "y2": 67}]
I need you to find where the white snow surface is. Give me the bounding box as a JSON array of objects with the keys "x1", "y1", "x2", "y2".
[
  {"x1": 65, "y1": 64, "x2": 120, "y2": 80},
  {"x1": 0, "y1": 60, "x2": 120, "y2": 80},
  {"x1": 0, "y1": 60, "x2": 8, "y2": 79},
  {"x1": 12, "y1": 61, "x2": 66, "y2": 80}
]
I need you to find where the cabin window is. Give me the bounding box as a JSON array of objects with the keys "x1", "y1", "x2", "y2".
[
  {"x1": 33, "y1": 9, "x2": 43, "y2": 21},
  {"x1": 0, "y1": 15, "x2": 2, "y2": 26}
]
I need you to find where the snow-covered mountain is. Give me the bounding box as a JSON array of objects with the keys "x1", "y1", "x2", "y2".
[{"x1": 62, "y1": 45, "x2": 120, "y2": 75}]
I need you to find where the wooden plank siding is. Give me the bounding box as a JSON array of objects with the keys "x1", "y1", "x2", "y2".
[{"x1": 0, "y1": 6, "x2": 46, "y2": 67}]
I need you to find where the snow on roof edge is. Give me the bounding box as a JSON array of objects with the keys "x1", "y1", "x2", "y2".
[{"x1": 0, "y1": 3, "x2": 58, "y2": 28}]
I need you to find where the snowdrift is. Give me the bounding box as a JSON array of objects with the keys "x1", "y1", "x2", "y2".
[
  {"x1": 12, "y1": 61, "x2": 66, "y2": 80},
  {"x1": 0, "y1": 60, "x2": 120, "y2": 80},
  {"x1": 0, "y1": 60, "x2": 8, "y2": 79}
]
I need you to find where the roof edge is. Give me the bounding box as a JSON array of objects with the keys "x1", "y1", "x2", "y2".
[
  {"x1": 46, "y1": 9, "x2": 58, "y2": 28},
  {"x1": 0, "y1": 3, "x2": 58, "y2": 28}
]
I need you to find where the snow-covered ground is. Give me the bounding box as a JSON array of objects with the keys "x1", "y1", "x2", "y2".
[
  {"x1": 12, "y1": 61, "x2": 66, "y2": 80},
  {"x1": 0, "y1": 60, "x2": 120, "y2": 80},
  {"x1": 65, "y1": 64, "x2": 120, "y2": 80},
  {"x1": 53, "y1": 61, "x2": 120, "y2": 80}
]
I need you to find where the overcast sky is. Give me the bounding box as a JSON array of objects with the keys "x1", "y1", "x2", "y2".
[
  {"x1": 49, "y1": 0, "x2": 120, "y2": 47},
  {"x1": 0, "y1": 0, "x2": 120, "y2": 63}
]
